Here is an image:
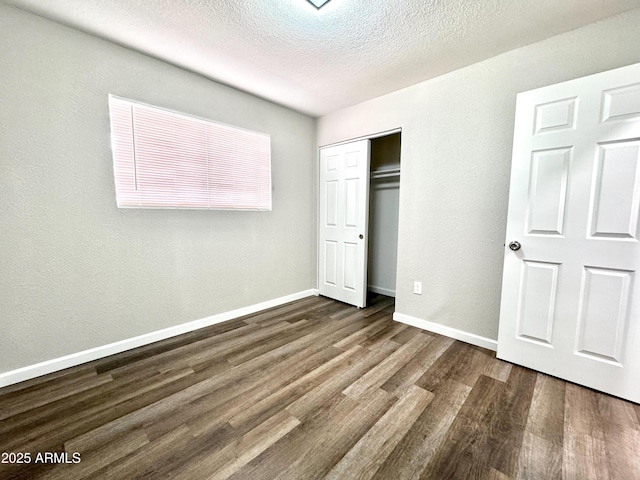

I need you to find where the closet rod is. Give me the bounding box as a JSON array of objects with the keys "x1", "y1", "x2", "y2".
[
  {"x1": 371, "y1": 172, "x2": 400, "y2": 180},
  {"x1": 370, "y1": 168, "x2": 400, "y2": 179}
]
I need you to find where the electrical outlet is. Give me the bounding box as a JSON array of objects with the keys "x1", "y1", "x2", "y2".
[{"x1": 413, "y1": 281, "x2": 422, "y2": 295}]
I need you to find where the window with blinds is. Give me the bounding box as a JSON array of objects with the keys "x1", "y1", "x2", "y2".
[{"x1": 108, "y1": 95, "x2": 272, "y2": 210}]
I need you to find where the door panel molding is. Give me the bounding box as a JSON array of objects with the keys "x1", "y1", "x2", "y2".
[
  {"x1": 318, "y1": 140, "x2": 370, "y2": 307},
  {"x1": 498, "y1": 62, "x2": 640, "y2": 403}
]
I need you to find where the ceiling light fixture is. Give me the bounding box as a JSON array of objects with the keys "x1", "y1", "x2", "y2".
[{"x1": 306, "y1": 0, "x2": 332, "y2": 9}]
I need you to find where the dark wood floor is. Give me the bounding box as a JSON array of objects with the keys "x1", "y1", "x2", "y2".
[{"x1": 1, "y1": 295, "x2": 639, "y2": 480}]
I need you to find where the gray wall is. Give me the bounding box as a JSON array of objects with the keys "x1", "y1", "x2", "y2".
[
  {"x1": 318, "y1": 8, "x2": 640, "y2": 340},
  {"x1": 0, "y1": 6, "x2": 316, "y2": 374},
  {"x1": 368, "y1": 181, "x2": 400, "y2": 296}
]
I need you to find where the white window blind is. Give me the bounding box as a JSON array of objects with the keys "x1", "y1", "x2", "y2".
[{"x1": 108, "y1": 95, "x2": 271, "y2": 210}]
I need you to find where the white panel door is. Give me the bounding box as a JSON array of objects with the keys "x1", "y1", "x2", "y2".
[
  {"x1": 319, "y1": 140, "x2": 370, "y2": 307},
  {"x1": 498, "y1": 63, "x2": 640, "y2": 403}
]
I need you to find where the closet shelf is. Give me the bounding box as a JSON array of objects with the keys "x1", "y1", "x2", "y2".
[{"x1": 370, "y1": 167, "x2": 400, "y2": 180}]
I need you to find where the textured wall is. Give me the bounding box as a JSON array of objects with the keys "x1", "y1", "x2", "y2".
[
  {"x1": 0, "y1": 6, "x2": 316, "y2": 374},
  {"x1": 318, "y1": 8, "x2": 640, "y2": 340}
]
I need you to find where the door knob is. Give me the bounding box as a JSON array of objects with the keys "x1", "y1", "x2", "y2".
[
  {"x1": 359, "y1": 234, "x2": 364, "y2": 239},
  {"x1": 508, "y1": 241, "x2": 521, "y2": 251}
]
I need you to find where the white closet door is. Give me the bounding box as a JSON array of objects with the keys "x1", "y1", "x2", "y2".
[
  {"x1": 318, "y1": 140, "x2": 370, "y2": 307},
  {"x1": 498, "y1": 62, "x2": 640, "y2": 403}
]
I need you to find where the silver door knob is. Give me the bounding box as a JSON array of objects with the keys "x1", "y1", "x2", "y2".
[{"x1": 508, "y1": 241, "x2": 521, "y2": 251}]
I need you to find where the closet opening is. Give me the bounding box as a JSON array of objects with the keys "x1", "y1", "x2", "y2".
[
  {"x1": 367, "y1": 132, "x2": 401, "y2": 300},
  {"x1": 317, "y1": 129, "x2": 401, "y2": 308}
]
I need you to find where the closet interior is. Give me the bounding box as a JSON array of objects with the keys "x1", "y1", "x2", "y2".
[{"x1": 367, "y1": 132, "x2": 401, "y2": 298}]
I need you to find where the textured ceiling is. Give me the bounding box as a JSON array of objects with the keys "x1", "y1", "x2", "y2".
[{"x1": 5, "y1": 0, "x2": 640, "y2": 117}]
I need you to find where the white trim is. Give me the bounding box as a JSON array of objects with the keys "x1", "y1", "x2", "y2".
[
  {"x1": 319, "y1": 127, "x2": 402, "y2": 148},
  {"x1": 367, "y1": 285, "x2": 396, "y2": 297},
  {"x1": 393, "y1": 312, "x2": 498, "y2": 351},
  {"x1": 0, "y1": 289, "x2": 318, "y2": 388},
  {"x1": 316, "y1": 129, "x2": 402, "y2": 300}
]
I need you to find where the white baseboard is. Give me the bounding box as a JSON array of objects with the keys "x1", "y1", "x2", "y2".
[
  {"x1": 393, "y1": 312, "x2": 497, "y2": 351},
  {"x1": 367, "y1": 285, "x2": 396, "y2": 297},
  {"x1": 0, "y1": 289, "x2": 318, "y2": 388}
]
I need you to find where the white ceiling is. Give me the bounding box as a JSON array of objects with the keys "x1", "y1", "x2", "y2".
[{"x1": 6, "y1": 0, "x2": 640, "y2": 117}]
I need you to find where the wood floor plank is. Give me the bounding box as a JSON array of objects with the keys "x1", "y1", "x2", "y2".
[
  {"x1": 414, "y1": 341, "x2": 471, "y2": 392},
  {"x1": 516, "y1": 372, "x2": 565, "y2": 480},
  {"x1": 0, "y1": 374, "x2": 114, "y2": 421},
  {"x1": 0, "y1": 366, "x2": 197, "y2": 452},
  {"x1": 227, "y1": 393, "x2": 360, "y2": 480},
  {"x1": 597, "y1": 393, "x2": 640, "y2": 480},
  {"x1": 389, "y1": 325, "x2": 424, "y2": 345},
  {"x1": 0, "y1": 448, "x2": 66, "y2": 480},
  {"x1": 517, "y1": 430, "x2": 563, "y2": 480},
  {"x1": 40, "y1": 431, "x2": 150, "y2": 480},
  {"x1": 62, "y1": 363, "x2": 228, "y2": 452},
  {"x1": 174, "y1": 410, "x2": 300, "y2": 480},
  {"x1": 82, "y1": 425, "x2": 192, "y2": 480},
  {"x1": 0, "y1": 363, "x2": 178, "y2": 437},
  {"x1": 228, "y1": 345, "x2": 368, "y2": 430},
  {"x1": 525, "y1": 373, "x2": 565, "y2": 446},
  {"x1": 273, "y1": 388, "x2": 396, "y2": 480},
  {"x1": 131, "y1": 422, "x2": 237, "y2": 479},
  {"x1": 563, "y1": 383, "x2": 611, "y2": 480},
  {"x1": 323, "y1": 384, "x2": 433, "y2": 480},
  {"x1": 224, "y1": 321, "x2": 317, "y2": 365},
  {"x1": 487, "y1": 366, "x2": 537, "y2": 477},
  {"x1": 602, "y1": 425, "x2": 640, "y2": 480},
  {"x1": 357, "y1": 320, "x2": 407, "y2": 350},
  {"x1": 380, "y1": 334, "x2": 452, "y2": 397},
  {"x1": 332, "y1": 315, "x2": 390, "y2": 350},
  {"x1": 2, "y1": 294, "x2": 639, "y2": 480},
  {"x1": 360, "y1": 294, "x2": 394, "y2": 317},
  {"x1": 92, "y1": 318, "x2": 251, "y2": 374},
  {"x1": 597, "y1": 393, "x2": 640, "y2": 431},
  {"x1": 485, "y1": 467, "x2": 512, "y2": 480},
  {"x1": 98, "y1": 322, "x2": 262, "y2": 377},
  {"x1": 239, "y1": 295, "x2": 333, "y2": 324},
  {"x1": 455, "y1": 347, "x2": 493, "y2": 387},
  {"x1": 256, "y1": 300, "x2": 336, "y2": 326},
  {"x1": 372, "y1": 379, "x2": 472, "y2": 480},
  {"x1": 286, "y1": 341, "x2": 399, "y2": 420},
  {"x1": 0, "y1": 366, "x2": 98, "y2": 398},
  {"x1": 418, "y1": 374, "x2": 507, "y2": 480},
  {"x1": 181, "y1": 320, "x2": 312, "y2": 369},
  {"x1": 141, "y1": 323, "x2": 358, "y2": 443},
  {"x1": 185, "y1": 346, "x2": 344, "y2": 438},
  {"x1": 564, "y1": 433, "x2": 611, "y2": 480},
  {"x1": 484, "y1": 357, "x2": 513, "y2": 383},
  {"x1": 343, "y1": 333, "x2": 429, "y2": 399},
  {"x1": 123, "y1": 340, "x2": 343, "y2": 444}
]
